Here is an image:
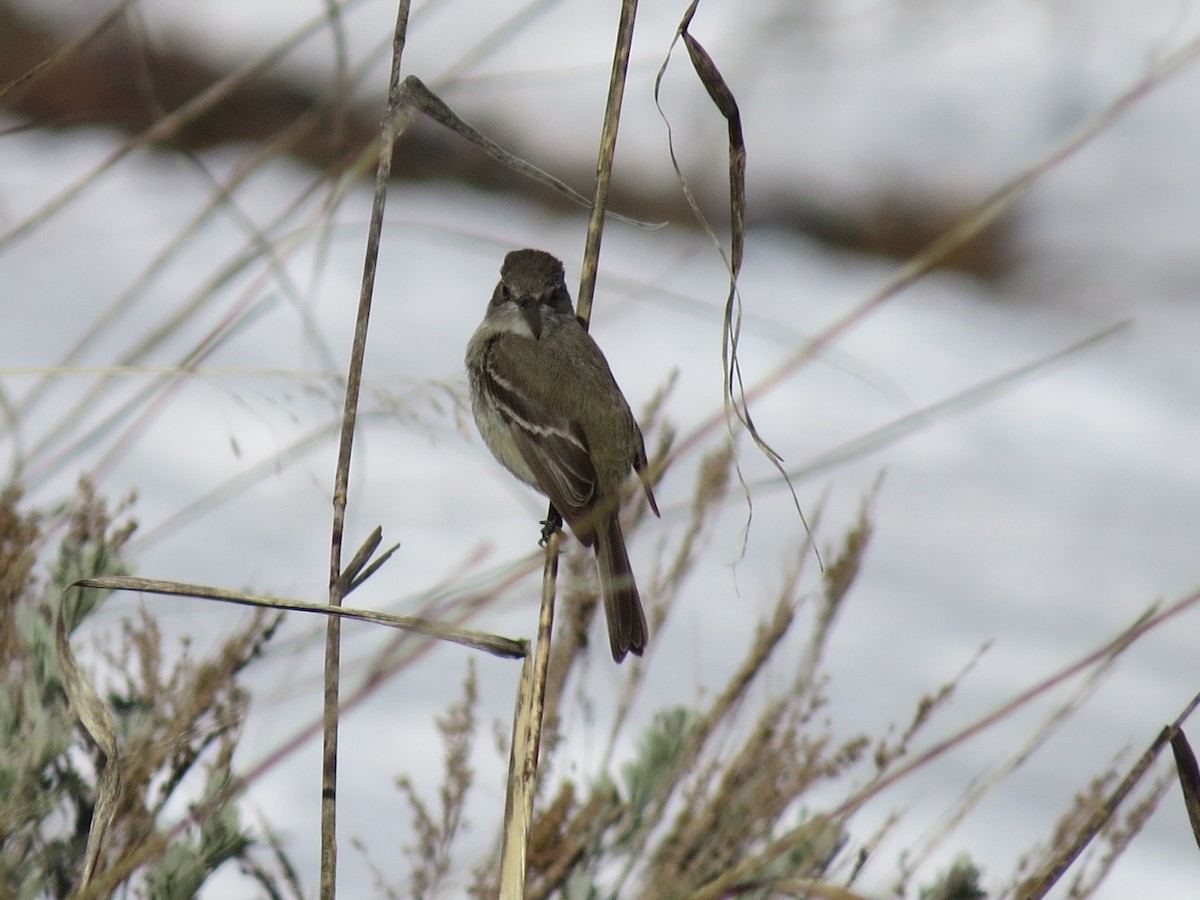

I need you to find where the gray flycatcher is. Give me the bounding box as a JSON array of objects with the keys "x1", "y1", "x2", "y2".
[{"x1": 465, "y1": 249, "x2": 659, "y2": 662}]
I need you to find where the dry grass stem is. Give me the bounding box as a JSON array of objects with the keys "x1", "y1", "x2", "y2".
[
  {"x1": 498, "y1": 530, "x2": 561, "y2": 898},
  {"x1": 73, "y1": 575, "x2": 524, "y2": 659},
  {"x1": 1013, "y1": 691, "x2": 1200, "y2": 899},
  {"x1": 8, "y1": 4, "x2": 1200, "y2": 898}
]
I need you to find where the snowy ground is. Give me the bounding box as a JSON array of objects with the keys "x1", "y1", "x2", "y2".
[{"x1": 4, "y1": 1, "x2": 1200, "y2": 897}]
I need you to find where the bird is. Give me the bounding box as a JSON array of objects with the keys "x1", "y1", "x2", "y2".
[{"x1": 466, "y1": 248, "x2": 659, "y2": 661}]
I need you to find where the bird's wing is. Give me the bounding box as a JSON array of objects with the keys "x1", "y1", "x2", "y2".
[{"x1": 478, "y1": 345, "x2": 599, "y2": 538}]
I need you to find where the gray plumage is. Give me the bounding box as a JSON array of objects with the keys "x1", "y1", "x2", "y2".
[{"x1": 466, "y1": 249, "x2": 658, "y2": 661}]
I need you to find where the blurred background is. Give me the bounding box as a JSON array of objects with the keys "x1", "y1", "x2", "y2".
[{"x1": 3, "y1": 0, "x2": 1200, "y2": 896}]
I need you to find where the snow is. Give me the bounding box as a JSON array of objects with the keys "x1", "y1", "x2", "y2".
[{"x1": 4, "y1": 1, "x2": 1200, "y2": 897}]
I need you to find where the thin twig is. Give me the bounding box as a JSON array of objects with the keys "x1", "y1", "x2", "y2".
[
  {"x1": 72, "y1": 576, "x2": 524, "y2": 658},
  {"x1": 387, "y1": 76, "x2": 656, "y2": 231},
  {"x1": 498, "y1": 1, "x2": 641, "y2": 892},
  {"x1": 321, "y1": 1, "x2": 412, "y2": 896},
  {"x1": 1015, "y1": 691, "x2": 1200, "y2": 899},
  {"x1": 0, "y1": 1, "x2": 359, "y2": 252},
  {"x1": 659, "y1": 31, "x2": 1200, "y2": 477},
  {"x1": 0, "y1": 0, "x2": 136, "y2": 107},
  {"x1": 688, "y1": 590, "x2": 1200, "y2": 899},
  {"x1": 498, "y1": 531, "x2": 561, "y2": 898},
  {"x1": 576, "y1": 0, "x2": 639, "y2": 324}
]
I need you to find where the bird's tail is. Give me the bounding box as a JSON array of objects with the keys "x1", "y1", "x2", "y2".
[{"x1": 595, "y1": 513, "x2": 648, "y2": 662}]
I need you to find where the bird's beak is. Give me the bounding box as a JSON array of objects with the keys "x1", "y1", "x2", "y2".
[{"x1": 517, "y1": 296, "x2": 543, "y2": 339}]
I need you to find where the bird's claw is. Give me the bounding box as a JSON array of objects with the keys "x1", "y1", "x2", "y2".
[{"x1": 539, "y1": 509, "x2": 563, "y2": 547}]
